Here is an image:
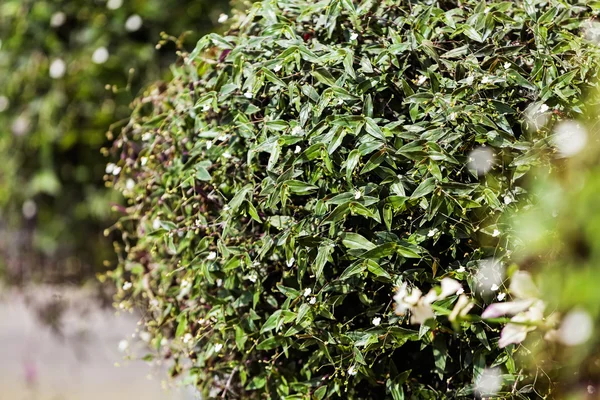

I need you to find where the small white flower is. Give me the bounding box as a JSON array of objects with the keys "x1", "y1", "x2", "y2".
[
  {"x1": 456, "y1": 266, "x2": 466, "y2": 273},
  {"x1": 125, "y1": 14, "x2": 143, "y2": 32},
  {"x1": 105, "y1": 163, "x2": 116, "y2": 174},
  {"x1": 354, "y1": 190, "x2": 362, "y2": 200},
  {"x1": 223, "y1": 205, "x2": 231, "y2": 212},
  {"x1": 497, "y1": 292, "x2": 506, "y2": 301},
  {"x1": 492, "y1": 229, "x2": 500, "y2": 237},
  {"x1": 416, "y1": 75, "x2": 427, "y2": 85},
  {"x1": 247, "y1": 274, "x2": 257, "y2": 283},
  {"x1": 122, "y1": 281, "x2": 132, "y2": 290},
  {"x1": 309, "y1": 297, "x2": 317, "y2": 305},
  {"x1": 92, "y1": 47, "x2": 109, "y2": 64},
  {"x1": 481, "y1": 76, "x2": 491, "y2": 84},
  {"x1": 216, "y1": 279, "x2": 223, "y2": 287},
  {"x1": 456, "y1": 287, "x2": 465, "y2": 295},
  {"x1": 490, "y1": 283, "x2": 500, "y2": 291},
  {"x1": 294, "y1": 145, "x2": 301, "y2": 154},
  {"x1": 349, "y1": 32, "x2": 358, "y2": 40},
  {"x1": 244, "y1": 92, "x2": 253, "y2": 99},
  {"x1": 222, "y1": 151, "x2": 232, "y2": 159},
  {"x1": 112, "y1": 166, "x2": 122, "y2": 175},
  {"x1": 0, "y1": 96, "x2": 9, "y2": 112},
  {"x1": 439, "y1": 278, "x2": 462, "y2": 299},
  {"x1": 286, "y1": 257, "x2": 295, "y2": 267},
  {"x1": 449, "y1": 112, "x2": 457, "y2": 121},
  {"x1": 206, "y1": 140, "x2": 213, "y2": 149},
  {"x1": 49, "y1": 59, "x2": 66, "y2": 79},
  {"x1": 503, "y1": 195, "x2": 512, "y2": 205},
  {"x1": 50, "y1": 12, "x2": 66, "y2": 28},
  {"x1": 214, "y1": 343, "x2": 223, "y2": 352},
  {"x1": 107, "y1": 0, "x2": 123, "y2": 10},
  {"x1": 118, "y1": 339, "x2": 129, "y2": 352},
  {"x1": 465, "y1": 75, "x2": 474, "y2": 85},
  {"x1": 347, "y1": 365, "x2": 357, "y2": 376},
  {"x1": 207, "y1": 251, "x2": 217, "y2": 260},
  {"x1": 218, "y1": 13, "x2": 229, "y2": 23},
  {"x1": 539, "y1": 104, "x2": 549, "y2": 113},
  {"x1": 427, "y1": 228, "x2": 438, "y2": 237},
  {"x1": 504, "y1": 62, "x2": 511, "y2": 69},
  {"x1": 372, "y1": 317, "x2": 381, "y2": 326},
  {"x1": 140, "y1": 157, "x2": 148, "y2": 166},
  {"x1": 303, "y1": 288, "x2": 312, "y2": 297},
  {"x1": 126, "y1": 179, "x2": 135, "y2": 191},
  {"x1": 183, "y1": 333, "x2": 193, "y2": 344},
  {"x1": 202, "y1": 104, "x2": 211, "y2": 112},
  {"x1": 273, "y1": 64, "x2": 282, "y2": 72},
  {"x1": 291, "y1": 126, "x2": 303, "y2": 135}
]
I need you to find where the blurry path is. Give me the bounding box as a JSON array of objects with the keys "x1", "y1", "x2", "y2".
[{"x1": 0, "y1": 285, "x2": 196, "y2": 400}]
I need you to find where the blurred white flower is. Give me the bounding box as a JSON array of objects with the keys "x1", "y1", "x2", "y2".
[
  {"x1": 273, "y1": 64, "x2": 282, "y2": 72},
  {"x1": 22, "y1": 200, "x2": 37, "y2": 219},
  {"x1": 218, "y1": 13, "x2": 229, "y2": 23},
  {"x1": 294, "y1": 145, "x2": 301, "y2": 154},
  {"x1": 503, "y1": 62, "x2": 511, "y2": 69},
  {"x1": 497, "y1": 292, "x2": 506, "y2": 301},
  {"x1": 0, "y1": 96, "x2": 9, "y2": 112},
  {"x1": 214, "y1": 343, "x2": 223, "y2": 352},
  {"x1": 309, "y1": 297, "x2": 317, "y2": 305},
  {"x1": 349, "y1": 32, "x2": 358, "y2": 40},
  {"x1": 244, "y1": 92, "x2": 253, "y2": 99},
  {"x1": 503, "y1": 195, "x2": 513, "y2": 205},
  {"x1": 490, "y1": 283, "x2": 499, "y2": 291},
  {"x1": 126, "y1": 179, "x2": 135, "y2": 191},
  {"x1": 492, "y1": 229, "x2": 500, "y2": 237},
  {"x1": 449, "y1": 294, "x2": 473, "y2": 322},
  {"x1": 481, "y1": 76, "x2": 491, "y2": 84},
  {"x1": 92, "y1": 47, "x2": 109, "y2": 64},
  {"x1": 439, "y1": 277, "x2": 462, "y2": 299},
  {"x1": 12, "y1": 115, "x2": 30, "y2": 136},
  {"x1": 475, "y1": 368, "x2": 502, "y2": 397},
  {"x1": 291, "y1": 126, "x2": 303, "y2": 135},
  {"x1": 482, "y1": 271, "x2": 545, "y2": 348},
  {"x1": 557, "y1": 308, "x2": 593, "y2": 346},
  {"x1": 354, "y1": 190, "x2": 362, "y2": 200},
  {"x1": 468, "y1": 146, "x2": 495, "y2": 175},
  {"x1": 122, "y1": 281, "x2": 132, "y2": 290},
  {"x1": 476, "y1": 258, "x2": 504, "y2": 294},
  {"x1": 347, "y1": 365, "x2": 357, "y2": 376},
  {"x1": 50, "y1": 12, "x2": 66, "y2": 28},
  {"x1": 539, "y1": 103, "x2": 549, "y2": 113},
  {"x1": 553, "y1": 120, "x2": 587, "y2": 157},
  {"x1": 427, "y1": 228, "x2": 438, "y2": 237},
  {"x1": 183, "y1": 333, "x2": 193, "y2": 344},
  {"x1": 416, "y1": 75, "x2": 427, "y2": 85},
  {"x1": 286, "y1": 257, "x2": 295, "y2": 267},
  {"x1": 107, "y1": 0, "x2": 123, "y2": 10},
  {"x1": 207, "y1": 251, "x2": 217, "y2": 260},
  {"x1": 118, "y1": 339, "x2": 129, "y2": 352},
  {"x1": 303, "y1": 288, "x2": 312, "y2": 297},
  {"x1": 372, "y1": 317, "x2": 381, "y2": 326},
  {"x1": 125, "y1": 14, "x2": 143, "y2": 32}
]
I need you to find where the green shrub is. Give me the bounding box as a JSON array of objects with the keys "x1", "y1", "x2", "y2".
[
  {"x1": 111, "y1": 0, "x2": 600, "y2": 398},
  {"x1": 0, "y1": 0, "x2": 231, "y2": 282}
]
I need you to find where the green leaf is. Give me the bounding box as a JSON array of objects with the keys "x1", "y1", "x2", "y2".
[
  {"x1": 342, "y1": 232, "x2": 376, "y2": 251},
  {"x1": 360, "y1": 242, "x2": 396, "y2": 259},
  {"x1": 364, "y1": 117, "x2": 385, "y2": 140},
  {"x1": 411, "y1": 177, "x2": 436, "y2": 199}
]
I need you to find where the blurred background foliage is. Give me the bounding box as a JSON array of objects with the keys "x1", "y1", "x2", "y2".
[
  {"x1": 0, "y1": 0, "x2": 232, "y2": 284},
  {"x1": 508, "y1": 84, "x2": 600, "y2": 398}
]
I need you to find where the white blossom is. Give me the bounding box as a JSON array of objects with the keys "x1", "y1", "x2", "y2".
[
  {"x1": 294, "y1": 145, "x2": 301, "y2": 154},
  {"x1": 303, "y1": 288, "x2": 312, "y2": 297},
  {"x1": 347, "y1": 365, "x2": 357, "y2": 376},
  {"x1": 372, "y1": 317, "x2": 381, "y2": 326},
  {"x1": 118, "y1": 339, "x2": 129, "y2": 352},
  {"x1": 183, "y1": 333, "x2": 193, "y2": 344},
  {"x1": 349, "y1": 32, "x2": 358, "y2": 40},
  {"x1": 92, "y1": 47, "x2": 109, "y2": 64},
  {"x1": 49, "y1": 59, "x2": 66, "y2": 79},
  {"x1": 207, "y1": 251, "x2": 217, "y2": 260},
  {"x1": 50, "y1": 12, "x2": 66, "y2": 27},
  {"x1": 557, "y1": 309, "x2": 593, "y2": 346},
  {"x1": 244, "y1": 92, "x2": 253, "y2": 99},
  {"x1": 125, "y1": 14, "x2": 143, "y2": 32},
  {"x1": 416, "y1": 75, "x2": 427, "y2": 85},
  {"x1": 107, "y1": 0, "x2": 123, "y2": 10},
  {"x1": 122, "y1": 281, "x2": 132, "y2": 290},
  {"x1": 492, "y1": 229, "x2": 500, "y2": 237},
  {"x1": 309, "y1": 297, "x2": 317, "y2": 305},
  {"x1": 553, "y1": 120, "x2": 587, "y2": 157},
  {"x1": 214, "y1": 343, "x2": 223, "y2": 352},
  {"x1": 354, "y1": 190, "x2": 362, "y2": 200},
  {"x1": 218, "y1": 13, "x2": 229, "y2": 23},
  {"x1": 273, "y1": 64, "x2": 282, "y2": 72},
  {"x1": 0, "y1": 96, "x2": 9, "y2": 112}
]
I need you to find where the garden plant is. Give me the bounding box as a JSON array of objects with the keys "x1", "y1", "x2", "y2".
[{"x1": 110, "y1": 0, "x2": 600, "y2": 398}]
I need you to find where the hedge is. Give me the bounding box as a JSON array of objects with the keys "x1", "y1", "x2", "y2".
[
  {"x1": 110, "y1": 0, "x2": 600, "y2": 398},
  {"x1": 0, "y1": 0, "x2": 230, "y2": 282}
]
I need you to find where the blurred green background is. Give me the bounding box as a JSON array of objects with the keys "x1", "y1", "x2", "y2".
[{"x1": 0, "y1": 0, "x2": 231, "y2": 284}]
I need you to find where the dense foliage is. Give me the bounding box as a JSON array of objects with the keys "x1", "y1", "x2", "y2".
[
  {"x1": 111, "y1": 0, "x2": 600, "y2": 398},
  {"x1": 0, "y1": 0, "x2": 230, "y2": 282}
]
